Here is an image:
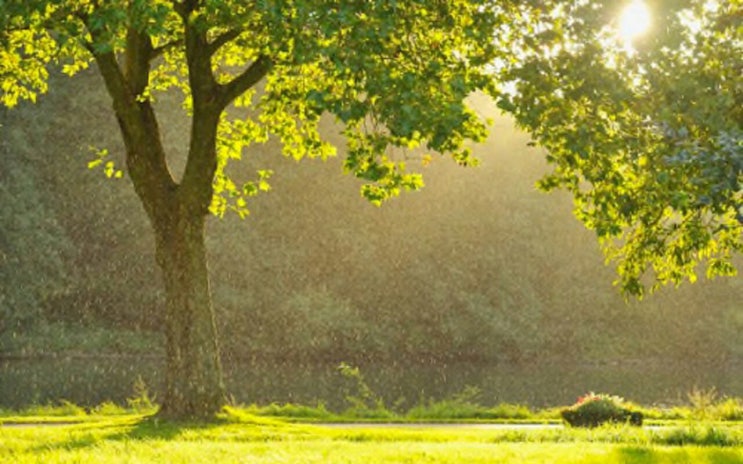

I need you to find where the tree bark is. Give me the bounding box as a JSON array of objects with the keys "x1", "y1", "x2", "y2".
[{"x1": 154, "y1": 204, "x2": 226, "y2": 419}]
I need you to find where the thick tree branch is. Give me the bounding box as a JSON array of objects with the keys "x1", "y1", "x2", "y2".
[
  {"x1": 217, "y1": 55, "x2": 273, "y2": 108},
  {"x1": 90, "y1": 51, "x2": 129, "y2": 105},
  {"x1": 125, "y1": 27, "x2": 153, "y2": 96},
  {"x1": 152, "y1": 39, "x2": 184, "y2": 59},
  {"x1": 93, "y1": 50, "x2": 175, "y2": 198},
  {"x1": 207, "y1": 29, "x2": 242, "y2": 56},
  {"x1": 178, "y1": 4, "x2": 222, "y2": 214},
  {"x1": 81, "y1": 11, "x2": 176, "y2": 221},
  {"x1": 181, "y1": 8, "x2": 217, "y2": 98}
]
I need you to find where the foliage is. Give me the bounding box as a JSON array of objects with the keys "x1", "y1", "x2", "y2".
[
  {"x1": 662, "y1": 425, "x2": 740, "y2": 447},
  {"x1": 0, "y1": 0, "x2": 500, "y2": 206},
  {"x1": 1, "y1": 0, "x2": 738, "y2": 300},
  {"x1": 18, "y1": 400, "x2": 87, "y2": 418},
  {"x1": 7, "y1": 78, "x2": 737, "y2": 367},
  {"x1": 240, "y1": 402, "x2": 337, "y2": 421},
  {"x1": 716, "y1": 398, "x2": 743, "y2": 422},
  {"x1": 127, "y1": 376, "x2": 157, "y2": 413},
  {"x1": 0, "y1": 83, "x2": 165, "y2": 333},
  {"x1": 441, "y1": 289, "x2": 543, "y2": 361},
  {"x1": 561, "y1": 393, "x2": 642, "y2": 428},
  {"x1": 0, "y1": 128, "x2": 73, "y2": 335},
  {"x1": 0, "y1": 321, "x2": 161, "y2": 356},
  {"x1": 687, "y1": 387, "x2": 743, "y2": 422},
  {"x1": 688, "y1": 386, "x2": 721, "y2": 421},
  {"x1": 90, "y1": 401, "x2": 130, "y2": 416},
  {"x1": 254, "y1": 288, "x2": 380, "y2": 359},
  {"x1": 337, "y1": 362, "x2": 392, "y2": 418},
  {"x1": 407, "y1": 386, "x2": 484, "y2": 420},
  {"x1": 493, "y1": 0, "x2": 742, "y2": 295},
  {"x1": 4, "y1": 393, "x2": 743, "y2": 426},
  {"x1": 407, "y1": 386, "x2": 533, "y2": 421}
]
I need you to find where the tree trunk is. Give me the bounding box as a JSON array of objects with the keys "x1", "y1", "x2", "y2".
[
  {"x1": 90, "y1": 23, "x2": 241, "y2": 419},
  {"x1": 154, "y1": 204, "x2": 226, "y2": 419}
]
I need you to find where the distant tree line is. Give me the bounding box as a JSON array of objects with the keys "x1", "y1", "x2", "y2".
[{"x1": 1, "y1": 72, "x2": 741, "y2": 364}]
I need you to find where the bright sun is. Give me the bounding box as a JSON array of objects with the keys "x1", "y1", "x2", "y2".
[{"x1": 618, "y1": 0, "x2": 652, "y2": 44}]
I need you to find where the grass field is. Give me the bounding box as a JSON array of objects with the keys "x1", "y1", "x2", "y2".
[{"x1": 2, "y1": 411, "x2": 742, "y2": 464}]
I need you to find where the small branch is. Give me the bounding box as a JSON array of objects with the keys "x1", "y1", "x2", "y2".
[
  {"x1": 217, "y1": 55, "x2": 273, "y2": 108},
  {"x1": 207, "y1": 30, "x2": 242, "y2": 56},
  {"x1": 125, "y1": 27, "x2": 154, "y2": 95},
  {"x1": 152, "y1": 39, "x2": 184, "y2": 59}
]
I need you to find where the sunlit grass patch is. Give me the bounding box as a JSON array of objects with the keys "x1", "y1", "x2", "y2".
[{"x1": 2, "y1": 417, "x2": 742, "y2": 464}]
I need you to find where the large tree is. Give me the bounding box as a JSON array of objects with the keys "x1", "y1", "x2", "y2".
[
  {"x1": 0, "y1": 0, "x2": 502, "y2": 419},
  {"x1": 1, "y1": 0, "x2": 739, "y2": 418}
]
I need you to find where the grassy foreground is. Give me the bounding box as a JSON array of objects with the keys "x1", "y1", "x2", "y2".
[{"x1": 1, "y1": 412, "x2": 742, "y2": 464}]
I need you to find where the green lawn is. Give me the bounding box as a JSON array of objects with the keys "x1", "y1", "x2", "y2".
[{"x1": 1, "y1": 414, "x2": 741, "y2": 464}]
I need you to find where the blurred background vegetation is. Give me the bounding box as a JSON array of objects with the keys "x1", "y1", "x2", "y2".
[{"x1": 1, "y1": 69, "x2": 740, "y2": 407}]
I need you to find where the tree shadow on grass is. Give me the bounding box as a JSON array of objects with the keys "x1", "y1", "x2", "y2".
[
  {"x1": 24, "y1": 415, "x2": 233, "y2": 454},
  {"x1": 616, "y1": 446, "x2": 743, "y2": 464},
  {"x1": 113, "y1": 416, "x2": 220, "y2": 440}
]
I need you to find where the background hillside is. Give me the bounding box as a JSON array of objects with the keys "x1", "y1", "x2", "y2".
[{"x1": 1, "y1": 68, "x2": 741, "y2": 373}]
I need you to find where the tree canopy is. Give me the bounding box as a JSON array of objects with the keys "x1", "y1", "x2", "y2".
[
  {"x1": 1, "y1": 0, "x2": 501, "y2": 203},
  {"x1": 3, "y1": 0, "x2": 740, "y2": 296}
]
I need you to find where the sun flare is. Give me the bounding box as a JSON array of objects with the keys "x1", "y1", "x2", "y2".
[{"x1": 618, "y1": 1, "x2": 651, "y2": 44}]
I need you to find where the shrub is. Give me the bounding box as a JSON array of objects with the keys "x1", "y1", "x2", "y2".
[
  {"x1": 126, "y1": 376, "x2": 157, "y2": 413},
  {"x1": 715, "y1": 397, "x2": 743, "y2": 421},
  {"x1": 561, "y1": 393, "x2": 643, "y2": 428},
  {"x1": 91, "y1": 401, "x2": 128, "y2": 416},
  {"x1": 686, "y1": 387, "x2": 743, "y2": 421},
  {"x1": 338, "y1": 363, "x2": 392, "y2": 418},
  {"x1": 407, "y1": 386, "x2": 535, "y2": 421},
  {"x1": 688, "y1": 386, "x2": 718, "y2": 420},
  {"x1": 407, "y1": 386, "x2": 487, "y2": 420},
  {"x1": 489, "y1": 402, "x2": 533, "y2": 420}
]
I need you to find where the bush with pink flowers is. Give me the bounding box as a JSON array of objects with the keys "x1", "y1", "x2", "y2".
[{"x1": 561, "y1": 393, "x2": 643, "y2": 428}]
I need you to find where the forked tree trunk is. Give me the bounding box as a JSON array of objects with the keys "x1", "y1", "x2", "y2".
[
  {"x1": 93, "y1": 72, "x2": 227, "y2": 418},
  {"x1": 102, "y1": 89, "x2": 228, "y2": 419},
  {"x1": 90, "y1": 19, "x2": 267, "y2": 419},
  {"x1": 154, "y1": 205, "x2": 226, "y2": 419}
]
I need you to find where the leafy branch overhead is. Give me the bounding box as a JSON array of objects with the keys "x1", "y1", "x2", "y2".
[
  {"x1": 1, "y1": 0, "x2": 495, "y2": 205},
  {"x1": 1, "y1": 0, "x2": 740, "y2": 298},
  {"x1": 491, "y1": 0, "x2": 742, "y2": 295}
]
